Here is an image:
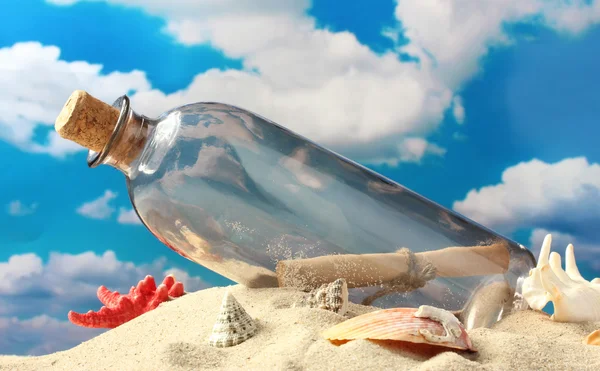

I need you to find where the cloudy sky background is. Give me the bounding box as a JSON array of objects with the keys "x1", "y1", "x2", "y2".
[{"x1": 1, "y1": 0, "x2": 600, "y2": 355}]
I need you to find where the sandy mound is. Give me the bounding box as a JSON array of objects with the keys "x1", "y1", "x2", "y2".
[{"x1": 1, "y1": 285, "x2": 599, "y2": 371}]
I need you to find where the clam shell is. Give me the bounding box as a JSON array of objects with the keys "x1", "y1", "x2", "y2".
[
  {"x1": 322, "y1": 307, "x2": 475, "y2": 351},
  {"x1": 208, "y1": 291, "x2": 257, "y2": 348}
]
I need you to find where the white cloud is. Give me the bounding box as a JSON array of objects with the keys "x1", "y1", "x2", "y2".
[
  {"x1": 77, "y1": 194, "x2": 146, "y2": 225},
  {"x1": 0, "y1": 250, "x2": 210, "y2": 315},
  {"x1": 0, "y1": 315, "x2": 104, "y2": 356},
  {"x1": 0, "y1": 42, "x2": 151, "y2": 157},
  {"x1": 6, "y1": 200, "x2": 38, "y2": 216},
  {"x1": 454, "y1": 157, "x2": 600, "y2": 271},
  {"x1": 76, "y1": 190, "x2": 118, "y2": 220},
  {"x1": 117, "y1": 207, "x2": 143, "y2": 225},
  {"x1": 45, "y1": 0, "x2": 455, "y2": 165},
  {"x1": 452, "y1": 96, "x2": 465, "y2": 124},
  {"x1": 127, "y1": 44, "x2": 452, "y2": 161},
  {"x1": 0, "y1": 254, "x2": 44, "y2": 291},
  {"x1": 36, "y1": 1, "x2": 600, "y2": 165},
  {"x1": 366, "y1": 137, "x2": 446, "y2": 167},
  {"x1": 529, "y1": 228, "x2": 600, "y2": 274},
  {"x1": 0, "y1": 250, "x2": 210, "y2": 355},
  {"x1": 453, "y1": 157, "x2": 600, "y2": 235},
  {"x1": 398, "y1": 137, "x2": 446, "y2": 163},
  {"x1": 162, "y1": 267, "x2": 210, "y2": 292},
  {"x1": 529, "y1": 228, "x2": 596, "y2": 257},
  {"x1": 393, "y1": 0, "x2": 600, "y2": 89}
]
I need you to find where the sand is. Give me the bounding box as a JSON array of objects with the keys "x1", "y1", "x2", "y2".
[{"x1": 1, "y1": 285, "x2": 599, "y2": 371}]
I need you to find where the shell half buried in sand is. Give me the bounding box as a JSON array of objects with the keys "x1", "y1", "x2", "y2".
[
  {"x1": 322, "y1": 305, "x2": 476, "y2": 352},
  {"x1": 295, "y1": 278, "x2": 349, "y2": 316}
]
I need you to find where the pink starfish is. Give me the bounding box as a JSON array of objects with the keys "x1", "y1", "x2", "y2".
[{"x1": 68, "y1": 275, "x2": 185, "y2": 329}]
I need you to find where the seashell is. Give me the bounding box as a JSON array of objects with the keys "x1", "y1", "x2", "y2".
[
  {"x1": 522, "y1": 233, "x2": 600, "y2": 322},
  {"x1": 522, "y1": 234, "x2": 553, "y2": 310},
  {"x1": 295, "y1": 278, "x2": 349, "y2": 315},
  {"x1": 322, "y1": 305, "x2": 476, "y2": 351},
  {"x1": 584, "y1": 329, "x2": 600, "y2": 346},
  {"x1": 208, "y1": 290, "x2": 257, "y2": 348}
]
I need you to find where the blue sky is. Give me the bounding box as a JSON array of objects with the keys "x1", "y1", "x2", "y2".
[{"x1": 1, "y1": 0, "x2": 600, "y2": 356}]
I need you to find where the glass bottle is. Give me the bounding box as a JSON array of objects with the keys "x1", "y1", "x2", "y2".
[{"x1": 55, "y1": 91, "x2": 536, "y2": 329}]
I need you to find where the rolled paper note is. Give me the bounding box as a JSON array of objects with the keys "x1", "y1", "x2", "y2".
[{"x1": 276, "y1": 243, "x2": 510, "y2": 290}]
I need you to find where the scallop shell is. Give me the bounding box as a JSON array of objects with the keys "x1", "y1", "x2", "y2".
[
  {"x1": 296, "y1": 278, "x2": 349, "y2": 315},
  {"x1": 322, "y1": 305, "x2": 476, "y2": 351},
  {"x1": 522, "y1": 233, "x2": 600, "y2": 322},
  {"x1": 584, "y1": 330, "x2": 600, "y2": 346},
  {"x1": 208, "y1": 291, "x2": 257, "y2": 347}
]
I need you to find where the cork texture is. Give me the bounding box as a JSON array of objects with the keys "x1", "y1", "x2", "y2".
[{"x1": 55, "y1": 90, "x2": 120, "y2": 153}]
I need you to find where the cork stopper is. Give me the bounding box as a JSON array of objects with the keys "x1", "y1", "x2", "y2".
[{"x1": 55, "y1": 90, "x2": 120, "y2": 153}]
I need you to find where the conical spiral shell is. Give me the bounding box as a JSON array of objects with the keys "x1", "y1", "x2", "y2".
[{"x1": 208, "y1": 291, "x2": 257, "y2": 348}]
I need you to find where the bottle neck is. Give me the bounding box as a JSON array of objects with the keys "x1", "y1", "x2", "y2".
[{"x1": 87, "y1": 95, "x2": 152, "y2": 178}]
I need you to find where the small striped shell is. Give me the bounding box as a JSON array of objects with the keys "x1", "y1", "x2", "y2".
[
  {"x1": 322, "y1": 306, "x2": 475, "y2": 351},
  {"x1": 208, "y1": 291, "x2": 257, "y2": 348}
]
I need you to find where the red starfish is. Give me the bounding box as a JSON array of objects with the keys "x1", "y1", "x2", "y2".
[{"x1": 68, "y1": 275, "x2": 186, "y2": 329}]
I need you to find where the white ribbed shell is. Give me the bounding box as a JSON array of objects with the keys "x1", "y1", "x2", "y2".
[{"x1": 208, "y1": 291, "x2": 257, "y2": 348}]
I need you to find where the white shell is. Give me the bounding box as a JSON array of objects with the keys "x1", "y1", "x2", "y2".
[
  {"x1": 295, "y1": 278, "x2": 349, "y2": 316},
  {"x1": 522, "y1": 233, "x2": 600, "y2": 322},
  {"x1": 208, "y1": 291, "x2": 257, "y2": 347},
  {"x1": 522, "y1": 234, "x2": 553, "y2": 310},
  {"x1": 414, "y1": 305, "x2": 464, "y2": 344}
]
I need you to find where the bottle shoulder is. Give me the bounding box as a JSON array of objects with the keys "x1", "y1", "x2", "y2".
[{"x1": 129, "y1": 102, "x2": 264, "y2": 181}]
